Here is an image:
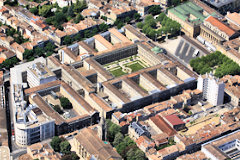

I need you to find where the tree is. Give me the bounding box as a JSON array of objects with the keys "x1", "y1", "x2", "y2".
[
  {"x1": 39, "y1": 5, "x2": 53, "y2": 17},
  {"x1": 50, "y1": 136, "x2": 62, "y2": 152},
  {"x1": 4, "y1": 0, "x2": 18, "y2": 6},
  {"x1": 23, "y1": 49, "x2": 33, "y2": 60},
  {"x1": 61, "y1": 154, "x2": 72, "y2": 160},
  {"x1": 116, "y1": 142, "x2": 128, "y2": 157},
  {"x1": 54, "y1": 105, "x2": 63, "y2": 114},
  {"x1": 148, "y1": 5, "x2": 161, "y2": 15},
  {"x1": 74, "y1": 33, "x2": 83, "y2": 41},
  {"x1": 157, "y1": 13, "x2": 166, "y2": 22},
  {"x1": 125, "y1": 17, "x2": 131, "y2": 24},
  {"x1": 71, "y1": 152, "x2": 79, "y2": 160},
  {"x1": 126, "y1": 148, "x2": 136, "y2": 160},
  {"x1": 142, "y1": 24, "x2": 151, "y2": 34},
  {"x1": 113, "y1": 132, "x2": 124, "y2": 146},
  {"x1": 60, "y1": 141, "x2": 71, "y2": 155},
  {"x1": 98, "y1": 23, "x2": 109, "y2": 32},
  {"x1": 73, "y1": 0, "x2": 87, "y2": 13},
  {"x1": 147, "y1": 29, "x2": 156, "y2": 40},
  {"x1": 136, "y1": 22, "x2": 144, "y2": 29},
  {"x1": 67, "y1": 5, "x2": 74, "y2": 17},
  {"x1": 107, "y1": 123, "x2": 121, "y2": 142},
  {"x1": 133, "y1": 13, "x2": 141, "y2": 21},
  {"x1": 60, "y1": 97, "x2": 73, "y2": 109},
  {"x1": 63, "y1": 36, "x2": 73, "y2": 45},
  {"x1": 101, "y1": 16, "x2": 107, "y2": 21},
  {"x1": 30, "y1": 7, "x2": 38, "y2": 15},
  {"x1": 55, "y1": 12, "x2": 67, "y2": 24},
  {"x1": 171, "y1": 0, "x2": 181, "y2": 6},
  {"x1": 134, "y1": 149, "x2": 145, "y2": 160},
  {"x1": 106, "y1": 119, "x2": 121, "y2": 142},
  {"x1": 34, "y1": 47, "x2": 44, "y2": 57},
  {"x1": 45, "y1": 42, "x2": 56, "y2": 52},
  {"x1": 62, "y1": 7, "x2": 68, "y2": 14},
  {"x1": 74, "y1": 14, "x2": 84, "y2": 23},
  {"x1": 84, "y1": 30, "x2": 92, "y2": 38}
]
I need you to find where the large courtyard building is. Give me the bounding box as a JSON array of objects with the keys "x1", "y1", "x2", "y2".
[
  {"x1": 168, "y1": 2, "x2": 210, "y2": 37},
  {"x1": 10, "y1": 58, "x2": 55, "y2": 146},
  {"x1": 197, "y1": 73, "x2": 225, "y2": 106},
  {"x1": 202, "y1": 129, "x2": 240, "y2": 160}
]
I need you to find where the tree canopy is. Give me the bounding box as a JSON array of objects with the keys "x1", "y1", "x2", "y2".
[
  {"x1": 50, "y1": 136, "x2": 62, "y2": 152},
  {"x1": 148, "y1": 5, "x2": 162, "y2": 15},
  {"x1": 137, "y1": 13, "x2": 181, "y2": 40},
  {"x1": 106, "y1": 120, "x2": 146, "y2": 160},
  {"x1": 60, "y1": 97, "x2": 73, "y2": 109},
  {"x1": 60, "y1": 141, "x2": 71, "y2": 155},
  {"x1": 190, "y1": 51, "x2": 240, "y2": 77}
]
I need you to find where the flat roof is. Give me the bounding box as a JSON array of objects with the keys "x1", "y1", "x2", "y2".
[{"x1": 168, "y1": 2, "x2": 206, "y2": 23}]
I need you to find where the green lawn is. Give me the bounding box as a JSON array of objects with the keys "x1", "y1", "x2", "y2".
[
  {"x1": 127, "y1": 62, "x2": 145, "y2": 72},
  {"x1": 110, "y1": 68, "x2": 126, "y2": 77}
]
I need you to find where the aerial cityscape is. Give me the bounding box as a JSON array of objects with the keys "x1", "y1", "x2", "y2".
[{"x1": 0, "y1": 0, "x2": 240, "y2": 160}]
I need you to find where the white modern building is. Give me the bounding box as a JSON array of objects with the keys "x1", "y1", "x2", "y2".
[
  {"x1": 10, "y1": 58, "x2": 55, "y2": 147},
  {"x1": 202, "y1": 130, "x2": 240, "y2": 160},
  {"x1": 197, "y1": 73, "x2": 225, "y2": 106},
  {"x1": 27, "y1": 62, "x2": 56, "y2": 88}
]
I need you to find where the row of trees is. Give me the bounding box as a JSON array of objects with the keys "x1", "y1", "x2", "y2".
[
  {"x1": 190, "y1": 51, "x2": 240, "y2": 77},
  {"x1": 137, "y1": 13, "x2": 181, "y2": 40},
  {"x1": 23, "y1": 42, "x2": 56, "y2": 61},
  {"x1": 106, "y1": 120, "x2": 146, "y2": 160},
  {"x1": 0, "y1": 57, "x2": 19, "y2": 71},
  {"x1": 50, "y1": 136, "x2": 79, "y2": 160},
  {"x1": 29, "y1": 0, "x2": 87, "y2": 30},
  {"x1": 63, "y1": 22, "x2": 109, "y2": 45}
]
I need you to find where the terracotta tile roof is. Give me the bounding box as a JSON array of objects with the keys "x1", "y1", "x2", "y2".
[
  {"x1": 149, "y1": 115, "x2": 177, "y2": 137},
  {"x1": 24, "y1": 80, "x2": 61, "y2": 95},
  {"x1": 112, "y1": 111, "x2": 123, "y2": 120},
  {"x1": 89, "y1": 93, "x2": 113, "y2": 112},
  {"x1": 61, "y1": 81, "x2": 96, "y2": 114},
  {"x1": 205, "y1": 16, "x2": 236, "y2": 37},
  {"x1": 78, "y1": 41, "x2": 97, "y2": 54},
  {"x1": 94, "y1": 34, "x2": 113, "y2": 50},
  {"x1": 0, "y1": 58, "x2": 5, "y2": 64},
  {"x1": 109, "y1": 28, "x2": 132, "y2": 43},
  {"x1": 75, "y1": 128, "x2": 122, "y2": 160},
  {"x1": 164, "y1": 115, "x2": 185, "y2": 126},
  {"x1": 30, "y1": 93, "x2": 65, "y2": 125},
  {"x1": 84, "y1": 58, "x2": 113, "y2": 80},
  {"x1": 226, "y1": 12, "x2": 240, "y2": 26}
]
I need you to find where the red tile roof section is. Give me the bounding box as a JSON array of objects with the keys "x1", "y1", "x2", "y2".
[
  {"x1": 164, "y1": 115, "x2": 185, "y2": 126},
  {"x1": 149, "y1": 115, "x2": 177, "y2": 137},
  {"x1": 205, "y1": 16, "x2": 236, "y2": 37}
]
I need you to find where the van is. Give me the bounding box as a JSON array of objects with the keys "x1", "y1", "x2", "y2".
[{"x1": 193, "y1": 49, "x2": 199, "y2": 57}]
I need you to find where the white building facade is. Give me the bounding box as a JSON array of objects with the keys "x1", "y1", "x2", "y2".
[
  {"x1": 27, "y1": 62, "x2": 57, "y2": 88},
  {"x1": 197, "y1": 73, "x2": 225, "y2": 106}
]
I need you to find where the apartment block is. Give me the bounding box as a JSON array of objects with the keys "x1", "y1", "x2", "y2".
[
  {"x1": 27, "y1": 62, "x2": 57, "y2": 88},
  {"x1": 197, "y1": 73, "x2": 225, "y2": 106}
]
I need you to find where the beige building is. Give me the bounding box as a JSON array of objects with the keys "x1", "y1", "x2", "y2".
[
  {"x1": 168, "y1": 2, "x2": 209, "y2": 37},
  {"x1": 73, "y1": 127, "x2": 122, "y2": 160},
  {"x1": 200, "y1": 16, "x2": 239, "y2": 45},
  {"x1": 221, "y1": 75, "x2": 240, "y2": 107},
  {"x1": 27, "y1": 143, "x2": 61, "y2": 160}
]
